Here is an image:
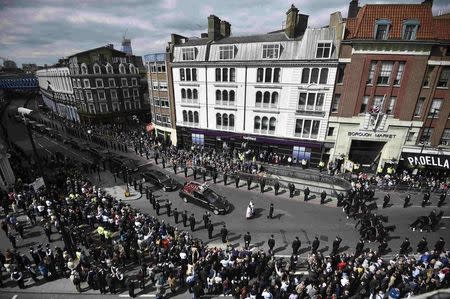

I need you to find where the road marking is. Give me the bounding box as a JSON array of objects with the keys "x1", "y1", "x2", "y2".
[
  {"x1": 442, "y1": 216, "x2": 450, "y2": 219},
  {"x1": 118, "y1": 295, "x2": 155, "y2": 298}
]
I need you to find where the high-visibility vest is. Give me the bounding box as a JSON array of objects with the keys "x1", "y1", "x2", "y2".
[
  {"x1": 377, "y1": 167, "x2": 383, "y2": 174},
  {"x1": 97, "y1": 226, "x2": 104, "y2": 236},
  {"x1": 387, "y1": 167, "x2": 393, "y2": 175}
]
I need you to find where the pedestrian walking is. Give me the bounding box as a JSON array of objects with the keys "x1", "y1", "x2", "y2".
[
  {"x1": 173, "y1": 208, "x2": 179, "y2": 224},
  {"x1": 182, "y1": 211, "x2": 188, "y2": 227},
  {"x1": 220, "y1": 225, "x2": 228, "y2": 243},
  {"x1": 173, "y1": 161, "x2": 177, "y2": 174},
  {"x1": 8, "y1": 232, "x2": 16, "y2": 249},
  {"x1": 304, "y1": 187, "x2": 310, "y2": 201},
  {"x1": 292, "y1": 237, "x2": 301, "y2": 255},
  {"x1": 202, "y1": 169, "x2": 207, "y2": 182},
  {"x1": 434, "y1": 237, "x2": 445, "y2": 253},
  {"x1": 311, "y1": 236, "x2": 320, "y2": 253},
  {"x1": 422, "y1": 191, "x2": 430, "y2": 207},
  {"x1": 382, "y1": 194, "x2": 390, "y2": 208},
  {"x1": 162, "y1": 157, "x2": 166, "y2": 169},
  {"x1": 399, "y1": 237, "x2": 411, "y2": 255},
  {"x1": 11, "y1": 269, "x2": 25, "y2": 289},
  {"x1": 154, "y1": 152, "x2": 159, "y2": 165},
  {"x1": 193, "y1": 167, "x2": 197, "y2": 180},
  {"x1": 274, "y1": 181, "x2": 280, "y2": 195},
  {"x1": 268, "y1": 235, "x2": 275, "y2": 255},
  {"x1": 155, "y1": 200, "x2": 160, "y2": 216},
  {"x1": 189, "y1": 214, "x2": 196, "y2": 231},
  {"x1": 267, "y1": 203, "x2": 274, "y2": 219},
  {"x1": 438, "y1": 192, "x2": 446, "y2": 207},
  {"x1": 244, "y1": 232, "x2": 251, "y2": 250},
  {"x1": 203, "y1": 211, "x2": 210, "y2": 229},
  {"x1": 355, "y1": 238, "x2": 364, "y2": 257},
  {"x1": 128, "y1": 278, "x2": 136, "y2": 298}
]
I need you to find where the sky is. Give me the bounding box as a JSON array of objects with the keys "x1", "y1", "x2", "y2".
[{"x1": 0, "y1": 0, "x2": 449, "y2": 66}]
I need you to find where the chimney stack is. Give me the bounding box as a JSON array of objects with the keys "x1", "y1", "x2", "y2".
[
  {"x1": 347, "y1": 0, "x2": 360, "y2": 18},
  {"x1": 220, "y1": 20, "x2": 231, "y2": 38},
  {"x1": 201, "y1": 33, "x2": 208, "y2": 38},
  {"x1": 285, "y1": 5, "x2": 308, "y2": 39},
  {"x1": 421, "y1": 0, "x2": 433, "y2": 6},
  {"x1": 208, "y1": 15, "x2": 221, "y2": 41}
]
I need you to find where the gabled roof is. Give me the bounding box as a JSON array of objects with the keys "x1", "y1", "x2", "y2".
[
  {"x1": 346, "y1": 3, "x2": 440, "y2": 40},
  {"x1": 68, "y1": 46, "x2": 128, "y2": 58},
  {"x1": 212, "y1": 32, "x2": 302, "y2": 45}
]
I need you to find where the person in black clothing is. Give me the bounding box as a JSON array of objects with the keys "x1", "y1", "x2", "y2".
[
  {"x1": 98, "y1": 268, "x2": 107, "y2": 294},
  {"x1": 320, "y1": 191, "x2": 327, "y2": 204},
  {"x1": 311, "y1": 236, "x2": 320, "y2": 253},
  {"x1": 193, "y1": 168, "x2": 197, "y2": 180},
  {"x1": 212, "y1": 171, "x2": 217, "y2": 184},
  {"x1": 155, "y1": 201, "x2": 160, "y2": 216},
  {"x1": 220, "y1": 225, "x2": 228, "y2": 243},
  {"x1": 434, "y1": 237, "x2": 445, "y2": 253},
  {"x1": 235, "y1": 175, "x2": 240, "y2": 188},
  {"x1": 417, "y1": 237, "x2": 428, "y2": 254},
  {"x1": 184, "y1": 166, "x2": 188, "y2": 177},
  {"x1": 182, "y1": 211, "x2": 188, "y2": 227},
  {"x1": 223, "y1": 172, "x2": 228, "y2": 185},
  {"x1": 189, "y1": 214, "x2": 196, "y2": 231},
  {"x1": 8, "y1": 232, "x2": 16, "y2": 249},
  {"x1": 267, "y1": 203, "x2": 274, "y2": 219},
  {"x1": 331, "y1": 236, "x2": 342, "y2": 255},
  {"x1": 44, "y1": 223, "x2": 52, "y2": 243},
  {"x1": 260, "y1": 178, "x2": 266, "y2": 193},
  {"x1": 202, "y1": 169, "x2": 207, "y2": 182},
  {"x1": 304, "y1": 187, "x2": 310, "y2": 201},
  {"x1": 154, "y1": 152, "x2": 159, "y2": 164},
  {"x1": 337, "y1": 193, "x2": 344, "y2": 207},
  {"x1": 151, "y1": 195, "x2": 156, "y2": 209},
  {"x1": 383, "y1": 194, "x2": 390, "y2": 209},
  {"x1": 173, "y1": 208, "x2": 179, "y2": 224},
  {"x1": 404, "y1": 194, "x2": 411, "y2": 208},
  {"x1": 438, "y1": 192, "x2": 446, "y2": 207},
  {"x1": 378, "y1": 240, "x2": 388, "y2": 255},
  {"x1": 355, "y1": 238, "x2": 364, "y2": 257},
  {"x1": 207, "y1": 222, "x2": 214, "y2": 239},
  {"x1": 162, "y1": 157, "x2": 166, "y2": 169},
  {"x1": 274, "y1": 181, "x2": 280, "y2": 195},
  {"x1": 247, "y1": 177, "x2": 252, "y2": 190},
  {"x1": 292, "y1": 237, "x2": 301, "y2": 255},
  {"x1": 166, "y1": 201, "x2": 172, "y2": 217},
  {"x1": 244, "y1": 232, "x2": 251, "y2": 250},
  {"x1": 268, "y1": 235, "x2": 275, "y2": 255},
  {"x1": 288, "y1": 183, "x2": 295, "y2": 198},
  {"x1": 128, "y1": 278, "x2": 136, "y2": 298},
  {"x1": 399, "y1": 237, "x2": 411, "y2": 255},
  {"x1": 422, "y1": 191, "x2": 431, "y2": 207},
  {"x1": 203, "y1": 211, "x2": 210, "y2": 229},
  {"x1": 15, "y1": 222, "x2": 24, "y2": 239}
]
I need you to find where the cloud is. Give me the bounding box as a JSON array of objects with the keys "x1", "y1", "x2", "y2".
[{"x1": 0, "y1": 0, "x2": 449, "y2": 66}]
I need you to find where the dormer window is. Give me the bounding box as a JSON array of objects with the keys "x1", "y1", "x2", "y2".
[
  {"x1": 106, "y1": 64, "x2": 113, "y2": 74},
  {"x1": 119, "y1": 64, "x2": 126, "y2": 74},
  {"x1": 262, "y1": 44, "x2": 280, "y2": 59},
  {"x1": 181, "y1": 48, "x2": 195, "y2": 61},
  {"x1": 81, "y1": 63, "x2": 88, "y2": 75},
  {"x1": 374, "y1": 19, "x2": 390, "y2": 40},
  {"x1": 93, "y1": 64, "x2": 101, "y2": 74},
  {"x1": 316, "y1": 42, "x2": 332, "y2": 59},
  {"x1": 402, "y1": 20, "x2": 420, "y2": 40},
  {"x1": 219, "y1": 45, "x2": 235, "y2": 60}
]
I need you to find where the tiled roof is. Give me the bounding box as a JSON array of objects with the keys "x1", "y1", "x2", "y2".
[
  {"x1": 346, "y1": 3, "x2": 442, "y2": 40},
  {"x1": 434, "y1": 19, "x2": 450, "y2": 40}
]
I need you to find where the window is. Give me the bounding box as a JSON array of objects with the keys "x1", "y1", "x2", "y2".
[
  {"x1": 298, "y1": 93, "x2": 306, "y2": 108},
  {"x1": 273, "y1": 68, "x2": 280, "y2": 83},
  {"x1": 298, "y1": 92, "x2": 324, "y2": 111},
  {"x1": 111, "y1": 89, "x2": 117, "y2": 100},
  {"x1": 229, "y1": 114, "x2": 235, "y2": 128},
  {"x1": 83, "y1": 79, "x2": 90, "y2": 88},
  {"x1": 88, "y1": 104, "x2": 95, "y2": 113},
  {"x1": 132, "y1": 78, "x2": 138, "y2": 86},
  {"x1": 93, "y1": 64, "x2": 101, "y2": 74},
  {"x1": 271, "y1": 92, "x2": 278, "y2": 106},
  {"x1": 230, "y1": 68, "x2": 235, "y2": 82},
  {"x1": 394, "y1": 62, "x2": 405, "y2": 86},
  {"x1": 327, "y1": 127, "x2": 335, "y2": 136},
  {"x1": 262, "y1": 44, "x2": 280, "y2": 59},
  {"x1": 182, "y1": 110, "x2": 187, "y2": 122},
  {"x1": 406, "y1": 132, "x2": 415, "y2": 142},
  {"x1": 263, "y1": 92, "x2": 270, "y2": 105},
  {"x1": 129, "y1": 64, "x2": 135, "y2": 74},
  {"x1": 216, "y1": 90, "x2": 222, "y2": 103},
  {"x1": 316, "y1": 42, "x2": 332, "y2": 58},
  {"x1": 319, "y1": 68, "x2": 328, "y2": 84},
  {"x1": 81, "y1": 64, "x2": 88, "y2": 74},
  {"x1": 186, "y1": 68, "x2": 191, "y2": 81},
  {"x1": 360, "y1": 96, "x2": 369, "y2": 113},
  {"x1": 292, "y1": 146, "x2": 311, "y2": 162},
  {"x1": 219, "y1": 45, "x2": 234, "y2": 60},
  {"x1": 255, "y1": 91, "x2": 262, "y2": 105},
  {"x1": 95, "y1": 79, "x2": 104, "y2": 88},
  {"x1": 97, "y1": 90, "x2": 105, "y2": 100},
  {"x1": 310, "y1": 68, "x2": 319, "y2": 84},
  {"x1": 423, "y1": 66, "x2": 434, "y2": 87},
  {"x1": 123, "y1": 89, "x2": 130, "y2": 98},
  {"x1": 254, "y1": 116, "x2": 261, "y2": 131},
  {"x1": 375, "y1": 19, "x2": 390, "y2": 40},
  {"x1": 194, "y1": 111, "x2": 199, "y2": 123},
  {"x1": 428, "y1": 99, "x2": 442, "y2": 118},
  {"x1": 180, "y1": 69, "x2": 185, "y2": 81},
  {"x1": 261, "y1": 117, "x2": 268, "y2": 131},
  {"x1": 188, "y1": 111, "x2": 193, "y2": 122},
  {"x1": 159, "y1": 81, "x2": 168, "y2": 91},
  {"x1": 440, "y1": 129, "x2": 450, "y2": 145},
  {"x1": 301, "y1": 68, "x2": 310, "y2": 84},
  {"x1": 311, "y1": 120, "x2": 320, "y2": 139},
  {"x1": 387, "y1": 97, "x2": 396, "y2": 115},
  {"x1": 187, "y1": 89, "x2": 192, "y2": 99},
  {"x1": 182, "y1": 48, "x2": 195, "y2": 61},
  {"x1": 133, "y1": 89, "x2": 139, "y2": 98},
  {"x1": 192, "y1": 134, "x2": 204, "y2": 145},
  {"x1": 336, "y1": 64, "x2": 346, "y2": 84},
  {"x1": 377, "y1": 61, "x2": 393, "y2": 85},
  {"x1": 223, "y1": 114, "x2": 228, "y2": 127},
  {"x1": 222, "y1": 68, "x2": 228, "y2": 82},
  {"x1": 229, "y1": 90, "x2": 235, "y2": 103},
  {"x1": 86, "y1": 91, "x2": 93, "y2": 101},
  {"x1": 257, "y1": 68, "x2": 264, "y2": 82},
  {"x1": 215, "y1": 68, "x2": 221, "y2": 81},
  {"x1": 265, "y1": 68, "x2": 272, "y2": 83},
  {"x1": 222, "y1": 90, "x2": 228, "y2": 102},
  {"x1": 269, "y1": 117, "x2": 276, "y2": 133},
  {"x1": 100, "y1": 103, "x2": 108, "y2": 113},
  {"x1": 420, "y1": 128, "x2": 433, "y2": 143},
  {"x1": 402, "y1": 20, "x2": 419, "y2": 40},
  {"x1": 119, "y1": 64, "x2": 125, "y2": 74},
  {"x1": 331, "y1": 94, "x2": 340, "y2": 113},
  {"x1": 134, "y1": 101, "x2": 141, "y2": 110},
  {"x1": 106, "y1": 64, "x2": 113, "y2": 74},
  {"x1": 121, "y1": 78, "x2": 127, "y2": 87},
  {"x1": 193, "y1": 89, "x2": 198, "y2": 100},
  {"x1": 373, "y1": 96, "x2": 383, "y2": 108},
  {"x1": 216, "y1": 113, "x2": 222, "y2": 127},
  {"x1": 125, "y1": 101, "x2": 131, "y2": 110},
  {"x1": 414, "y1": 97, "x2": 425, "y2": 117},
  {"x1": 192, "y1": 69, "x2": 197, "y2": 81},
  {"x1": 437, "y1": 67, "x2": 450, "y2": 88},
  {"x1": 294, "y1": 119, "x2": 320, "y2": 139},
  {"x1": 367, "y1": 61, "x2": 377, "y2": 84},
  {"x1": 108, "y1": 78, "x2": 115, "y2": 87},
  {"x1": 181, "y1": 89, "x2": 186, "y2": 99},
  {"x1": 112, "y1": 102, "x2": 119, "y2": 112}
]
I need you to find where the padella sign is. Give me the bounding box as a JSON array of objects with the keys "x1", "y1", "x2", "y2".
[{"x1": 404, "y1": 153, "x2": 450, "y2": 169}]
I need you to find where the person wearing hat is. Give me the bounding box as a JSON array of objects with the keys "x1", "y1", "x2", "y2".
[
  {"x1": 311, "y1": 236, "x2": 320, "y2": 253},
  {"x1": 244, "y1": 232, "x2": 251, "y2": 250},
  {"x1": 399, "y1": 237, "x2": 411, "y2": 255},
  {"x1": 207, "y1": 222, "x2": 214, "y2": 239},
  {"x1": 268, "y1": 235, "x2": 275, "y2": 255},
  {"x1": 189, "y1": 214, "x2": 196, "y2": 231},
  {"x1": 220, "y1": 225, "x2": 228, "y2": 243},
  {"x1": 292, "y1": 237, "x2": 301, "y2": 255},
  {"x1": 173, "y1": 208, "x2": 179, "y2": 224},
  {"x1": 11, "y1": 268, "x2": 25, "y2": 289},
  {"x1": 434, "y1": 237, "x2": 445, "y2": 253},
  {"x1": 417, "y1": 237, "x2": 428, "y2": 254}
]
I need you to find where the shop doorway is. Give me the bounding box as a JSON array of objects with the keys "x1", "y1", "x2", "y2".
[{"x1": 349, "y1": 140, "x2": 385, "y2": 170}]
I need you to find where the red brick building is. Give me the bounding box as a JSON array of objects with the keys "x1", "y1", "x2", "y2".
[{"x1": 327, "y1": 0, "x2": 450, "y2": 172}]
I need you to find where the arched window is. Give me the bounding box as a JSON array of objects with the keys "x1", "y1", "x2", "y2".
[
  {"x1": 187, "y1": 89, "x2": 192, "y2": 99},
  {"x1": 193, "y1": 89, "x2": 198, "y2": 99},
  {"x1": 222, "y1": 68, "x2": 228, "y2": 82},
  {"x1": 181, "y1": 88, "x2": 186, "y2": 99},
  {"x1": 183, "y1": 110, "x2": 187, "y2": 122},
  {"x1": 180, "y1": 69, "x2": 185, "y2": 81},
  {"x1": 215, "y1": 68, "x2": 221, "y2": 81},
  {"x1": 223, "y1": 114, "x2": 228, "y2": 127},
  {"x1": 188, "y1": 111, "x2": 193, "y2": 122},
  {"x1": 261, "y1": 117, "x2": 268, "y2": 130},
  {"x1": 229, "y1": 90, "x2": 235, "y2": 103},
  {"x1": 273, "y1": 68, "x2": 281, "y2": 83},
  {"x1": 186, "y1": 68, "x2": 191, "y2": 81},
  {"x1": 106, "y1": 64, "x2": 113, "y2": 74},
  {"x1": 263, "y1": 91, "x2": 270, "y2": 104},
  {"x1": 216, "y1": 90, "x2": 222, "y2": 102},
  {"x1": 216, "y1": 113, "x2": 222, "y2": 126},
  {"x1": 230, "y1": 68, "x2": 236, "y2": 82},
  {"x1": 271, "y1": 92, "x2": 278, "y2": 106},
  {"x1": 265, "y1": 68, "x2": 272, "y2": 83},
  {"x1": 222, "y1": 90, "x2": 228, "y2": 102},
  {"x1": 319, "y1": 68, "x2": 328, "y2": 84},
  {"x1": 269, "y1": 117, "x2": 276, "y2": 132},
  {"x1": 119, "y1": 64, "x2": 125, "y2": 74},
  {"x1": 194, "y1": 111, "x2": 199, "y2": 123},
  {"x1": 129, "y1": 64, "x2": 135, "y2": 74},
  {"x1": 93, "y1": 64, "x2": 101, "y2": 74},
  {"x1": 257, "y1": 68, "x2": 264, "y2": 82},
  {"x1": 256, "y1": 91, "x2": 262, "y2": 104},
  {"x1": 192, "y1": 68, "x2": 197, "y2": 81},
  {"x1": 229, "y1": 114, "x2": 235, "y2": 127},
  {"x1": 254, "y1": 116, "x2": 261, "y2": 130},
  {"x1": 310, "y1": 68, "x2": 319, "y2": 83},
  {"x1": 81, "y1": 63, "x2": 88, "y2": 74},
  {"x1": 301, "y1": 68, "x2": 309, "y2": 84}
]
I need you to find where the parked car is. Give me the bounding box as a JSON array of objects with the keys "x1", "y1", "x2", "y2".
[
  {"x1": 143, "y1": 169, "x2": 178, "y2": 191},
  {"x1": 179, "y1": 181, "x2": 231, "y2": 215}
]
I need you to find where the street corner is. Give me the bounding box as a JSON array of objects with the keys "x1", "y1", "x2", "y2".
[{"x1": 103, "y1": 184, "x2": 142, "y2": 201}]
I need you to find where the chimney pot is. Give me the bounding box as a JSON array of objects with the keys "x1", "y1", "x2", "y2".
[
  {"x1": 220, "y1": 20, "x2": 231, "y2": 38},
  {"x1": 208, "y1": 15, "x2": 221, "y2": 41}
]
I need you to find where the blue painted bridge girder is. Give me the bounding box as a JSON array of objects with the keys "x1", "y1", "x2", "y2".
[{"x1": 0, "y1": 76, "x2": 38, "y2": 89}]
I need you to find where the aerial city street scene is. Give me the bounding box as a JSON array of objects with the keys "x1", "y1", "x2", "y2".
[{"x1": 0, "y1": 0, "x2": 450, "y2": 298}]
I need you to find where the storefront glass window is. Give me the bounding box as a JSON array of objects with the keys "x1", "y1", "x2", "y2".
[
  {"x1": 192, "y1": 134, "x2": 204, "y2": 145},
  {"x1": 292, "y1": 146, "x2": 311, "y2": 162}
]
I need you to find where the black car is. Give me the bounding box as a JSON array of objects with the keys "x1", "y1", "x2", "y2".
[
  {"x1": 143, "y1": 170, "x2": 178, "y2": 191},
  {"x1": 179, "y1": 181, "x2": 231, "y2": 215}
]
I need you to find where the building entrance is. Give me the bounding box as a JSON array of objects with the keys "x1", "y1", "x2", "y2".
[{"x1": 349, "y1": 140, "x2": 386, "y2": 169}]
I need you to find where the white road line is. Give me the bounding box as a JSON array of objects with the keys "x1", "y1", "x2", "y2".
[
  {"x1": 442, "y1": 216, "x2": 450, "y2": 219},
  {"x1": 118, "y1": 295, "x2": 156, "y2": 298}
]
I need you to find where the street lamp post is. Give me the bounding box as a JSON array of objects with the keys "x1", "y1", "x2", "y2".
[{"x1": 420, "y1": 108, "x2": 440, "y2": 154}]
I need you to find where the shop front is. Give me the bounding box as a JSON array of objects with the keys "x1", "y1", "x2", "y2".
[{"x1": 399, "y1": 148, "x2": 450, "y2": 176}]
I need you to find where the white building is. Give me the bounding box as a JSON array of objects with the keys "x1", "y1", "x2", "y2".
[
  {"x1": 36, "y1": 67, "x2": 79, "y2": 122},
  {"x1": 170, "y1": 5, "x2": 340, "y2": 165}
]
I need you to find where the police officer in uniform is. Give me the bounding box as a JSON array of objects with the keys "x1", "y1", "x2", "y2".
[
  {"x1": 292, "y1": 237, "x2": 301, "y2": 255},
  {"x1": 260, "y1": 178, "x2": 266, "y2": 193},
  {"x1": 337, "y1": 193, "x2": 344, "y2": 207},
  {"x1": 404, "y1": 194, "x2": 411, "y2": 208},
  {"x1": 166, "y1": 201, "x2": 172, "y2": 217},
  {"x1": 182, "y1": 211, "x2": 188, "y2": 227},
  {"x1": 173, "y1": 208, "x2": 179, "y2": 224},
  {"x1": 304, "y1": 187, "x2": 310, "y2": 201},
  {"x1": 244, "y1": 232, "x2": 251, "y2": 250},
  {"x1": 151, "y1": 194, "x2": 156, "y2": 209},
  {"x1": 220, "y1": 225, "x2": 228, "y2": 243},
  {"x1": 207, "y1": 222, "x2": 214, "y2": 239},
  {"x1": 212, "y1": 171, "x2": 218, "y2": 184},
  {"x1": 331, "y1": 236, "x2": 342, "y2": 255},
  {"x1": 203, "y1": 211, "x2": 210, "y2": 229},
  {"x1": 184, "y1": 165, "x2": 188, "y2": 178},
  {"x1": 247, "y1": 177, "x2": 252, "y2": 190},
  {"x1": 422, "y1": 191, "x2": 431, "y2": 207},
  {"x1": 438, "y1": 192, "x2": 447, "y2": 207},
  {"x1": 383, "y1": 194, "x2": 391, "y2": 208},
  {"x1": 189, "y1": 214, "x2": 196, "y2": 231},
  {"x1": 355, "y1": 238, "x2": 364, "y2": 257},
  {"x1": 399, "y1": 237, "x2": 411, "y2": 255},
  {"x1": 267, "y1": 203, "x2": 274, "y2": 219},
  {"x1": 417, "y1": 237, "x2": 428, "y2": 254},
  {"x1": 155, "y1": 200, "x2": 160, "y2": 216},
  {"x1": 193, "y1": 167, "x2": 197, "y2": 180},
  {"x1": 223, "y1": 171, "x2": 228, "y2": 185},
  {"x1": 311, "y1": 236, "x2": 320, "y2": 253},
  {"x1": 434, "y1": 237, "x2": 445, "y2": 253},
  {"x1": 235, "y1": 175, "x2": 240, "y2": 188},
  {"x1": 320, "y1": 191, "x2": 327, "y2": 204},
  {"x1": 268, "y1": 235, "x2": 275, "y2": 255},
  {"x1": 274, "y1": 181, "x2": 280, "y2": 195},
  {"x1": 162, "y1": 157, "x2": 166, "y2": 169},
  {"x1": 289, "y1": 183, "x2": 295, "y2": 198}
]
